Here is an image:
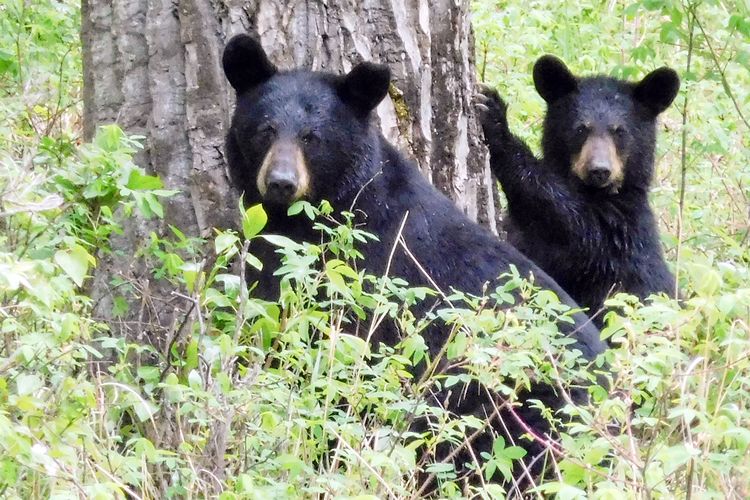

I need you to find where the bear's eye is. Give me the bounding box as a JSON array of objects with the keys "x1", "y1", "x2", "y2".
[
  {"x1": 256, "y1": 123, "x2": 277, "y2": 139},
  {"x1": 609, "y1": 125, "x2": 626, "y2": 137},
  {"x1": 574, "y1": 124, "x2": 590, "y2": 139},
  {"x1": 300, "y1": 129, "x2": 319, "y2": 145}
]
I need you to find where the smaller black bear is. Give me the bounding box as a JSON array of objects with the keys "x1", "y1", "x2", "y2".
[
  {"x1": 477, "y1": 55, "x2": 680, "y2": 326},
  {"x1": 222, "y1": 36, "x2": 606, "y2": 487}
]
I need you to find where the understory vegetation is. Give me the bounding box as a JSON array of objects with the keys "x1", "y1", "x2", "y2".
[{"x1": 1, "y1": 0, "x2": 748, "y2": 498}]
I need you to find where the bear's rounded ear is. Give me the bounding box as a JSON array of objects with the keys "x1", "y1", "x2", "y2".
[
  {"x1": 339, "y1": 62, "x2": 391, "y2": 116},
  {"x1": 633, "y1": 67, "x2": 680, "y2": 115},
  {"x1": 222, "y1": 34, "x2": 277, "y2": 93},
  {"x1": 533, "y1": 55, "x2": 578, "y2": 104}
]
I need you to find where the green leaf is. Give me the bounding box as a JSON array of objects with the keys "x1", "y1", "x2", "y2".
[
  {"x1": 335, "y1": 334, "x2": 370, "y2": 364},
  {"x1": 95, "y1": 124, "x2": 124, "y2": 151},
  {"x1": 484, "y1": 459, "x2": 497, "y2": 482},
  {"x1": 242, "y1": 204, "x2": 268, "y2": 239},
  {"x1": 185, "y1": 339, "x2": 199, "y2": 373},
  {"x1": 112, "y1": 296, "x2": 130, "y2": 317},
  {"x1": 557, "y1": 484, "x2": 587, "y2": 500},
  {"x1": 181, "y1": 262, "x2": 202, "y2": 293},
  {"x1": 287, "y1": 201, "x2": 305, "y2": 216},
  {"x1": 729, "y1": 14, "x2": 750, "y2": 37},
  {"x1": 401, "y1": 334, "x2": 428, "y2": 365},
  {"x1": 319, "y1": 200, "x2": 333, "y2": 215},
  {"x1": 16, "y1": 374, "x2": 42, "y2": 396},
  {"x1": 446, "y1": 331, "x2": 468, "y2": 360},
  {"x1": 277, "y1": 454, "x2": 306, "y2": 477},
  {"x1": 659, "y1": 21, "x2": 681, "y2": 44},
  {"x1": 492, "y1": 436, "x2": 507, "y2": 456},
  {"x1": 215, "y1": 232, "x2": 240, "y2": 256},
  {"x1": 204, "y1": 287, "x2": 232, "y2": 308},
  {"x1": 326, "y1": 268, "x2": 347, "y2": 293},
  {"x1": 187, "y1": 370, "x2": 202, "y2": 391},
  {"x1": 144, "y1": 194, "x2": 164, "y2": 218},
  {"x1": 127, "y1": 169, "x2": 163, "y2": 190},
  {"x1": 132, "y1": 399, "x2": 159, "y2": 423},
  {"x1": 425, "y1": 462, "x2": 454, "y2": 474},
  {"x1": 260, "y1": 411, "x2": 280, "y2": 431},
  {"x1": 0, "y1": 50, "x2": 17, "y2": 75},
  {"x1": 303, "y1": 202, "x2": 317, "y2": 220},
  {"x1": 261, "y1": 234, "x2": 302, "y2": 250},
  {"x1": 503, "y1": 446, "x2": 527, "y2": 460},
  {"x1": 137, "y1": 366, "x2": 160, "y2": 384},
  {"x1": 54, "y1": 244, "x2": 95, "y2": 287},
  {"x1": 245, "y1": 253, "x2": 263, "y2": 271}
]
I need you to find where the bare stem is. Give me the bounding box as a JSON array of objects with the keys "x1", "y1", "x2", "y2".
[{"x1": 674, "y1": 1, "x2": 696, "y2": 298}]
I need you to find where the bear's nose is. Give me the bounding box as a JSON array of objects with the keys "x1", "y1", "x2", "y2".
[
  {"x1": 266, "y1": 170, "x2": 298, "y2": 203},
  {"x1": 587, "y1": 165, "x2": 611, "y2": 187}
]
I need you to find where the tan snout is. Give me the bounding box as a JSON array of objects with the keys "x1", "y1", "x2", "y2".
[
  {"x1": 256, "y1": 139, "x2": 310, "y2": 204},
  {"x1": 572, "y1": 134, "x2": 624, "y2": 191}
]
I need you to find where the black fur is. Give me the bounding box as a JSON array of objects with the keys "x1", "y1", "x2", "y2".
[
  {"x1": 478, "y1": 56, "x2": 679, "y2": 326},
  {"x1": 223, "y1": 35, "x2": 606, "y2": 485}
]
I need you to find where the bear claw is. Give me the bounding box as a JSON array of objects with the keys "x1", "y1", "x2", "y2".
[{"x1": 475, "y1": 84, "x2": 509, "y2": 138}]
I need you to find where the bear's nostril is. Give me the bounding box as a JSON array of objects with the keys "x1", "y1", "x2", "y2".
[
  {"x1": 587, "y1": 166, "x2": 611, "y2": 187},
  {"x1": 266, "y1": 173, "x2": 298, "y2": 203},
  {"x1": 269, "y1": 179, "x2": 294, "y2": 194}
]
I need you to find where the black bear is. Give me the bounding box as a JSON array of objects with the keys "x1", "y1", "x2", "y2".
[
  {"x1": 222, "y1": 35, "x2": 606, "y2": 487},
  {"x1": 477, "y1": 55, "x2": 680, "y2": 327}
]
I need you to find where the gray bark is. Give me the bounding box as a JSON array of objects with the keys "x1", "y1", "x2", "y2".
[{"x1": 82, "y1": 0, "x2": 495, "y2": 488}]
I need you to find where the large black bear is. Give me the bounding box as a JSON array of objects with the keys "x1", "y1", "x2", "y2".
[
  {"x1": 477, "y1": 56, "x2": 680, "y2": 327},
  {"x1": 222, "y1": 35, "x2": 606, "y2": 487}
]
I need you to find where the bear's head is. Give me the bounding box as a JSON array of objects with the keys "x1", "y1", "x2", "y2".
[
  {"x1": 222, "y1": 34, "x2": 391, "y2": 209},
  {"x1": 533, "y1": 55, "x2": 679, "y2": 193}
]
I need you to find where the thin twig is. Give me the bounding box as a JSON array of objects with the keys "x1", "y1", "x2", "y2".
[
  {"x1": 413, "y1": 399, "x2": 505, "y2": 498},
  {"x1": 693, "y1": 14, "x2": 750, "y2": 132},
  {"x1": 363, "y1": 211, "x2": 411, "y2": 344},
  {"x1": 397, "y1": 235, "x2": 449, "y2": 301},
  {"x1": 99, "y1": 381, "x2": 159, "y2": 434},
  {"x1": 675, "y1": 1, "x2": 696, "y2": 298},
  {"x1": 327, "y1": 427, "x2": 398, "y2": 498},
  {"x1": 158, "y1": 299, "x2": 196, "y2": 383}
]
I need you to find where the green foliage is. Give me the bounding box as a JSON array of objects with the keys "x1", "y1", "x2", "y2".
[
  {"x1": 0, "y1": 0, "x2": 748, "y2": 498},
  {"x1": 0, "y1": 124, "x2": 174, "y2": 497},
  {"x1": 0, "y1": 0, "x2": 81, "y2": 155}
]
